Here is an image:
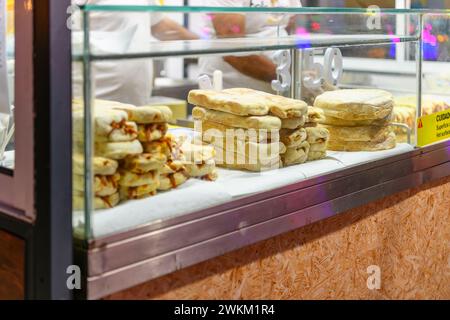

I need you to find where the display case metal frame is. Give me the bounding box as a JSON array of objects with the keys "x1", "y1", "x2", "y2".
[
  {"x1": 0, "y1": 4, "x2": 448, "y2": 300},
  {"x1": 0, "y1": 0, "x2": 73, "y2": 299},
  {"x1": 73, "y1": 6, "x2": 450, "y2": 299}
]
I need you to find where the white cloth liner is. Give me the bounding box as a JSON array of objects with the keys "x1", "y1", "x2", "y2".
[{"x1": 73, "y1": 143, "x2": 414, "y2": 238}]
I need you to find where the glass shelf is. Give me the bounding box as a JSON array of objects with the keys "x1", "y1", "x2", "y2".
[
  {"x1": 79, "y1": 5, "x2": 449, "y2": 14},
  {"x1": 73, "y1": 34, "x2": 420, "y2": 61}
]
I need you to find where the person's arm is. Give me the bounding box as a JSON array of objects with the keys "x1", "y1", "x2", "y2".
[
  {"x1": 212, "y1": 14, "x2": 277, "y2": 83},
  {"x1": 151, "y1": 17, "x2": 199, "y2": 41}
]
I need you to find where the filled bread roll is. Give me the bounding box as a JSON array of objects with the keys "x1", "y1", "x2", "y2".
[
  {"x1": 137, "y1": 123, "x2": 169, "y2": 142},
  {"x1": 281, "y1": 141, "x2": 310, "y2": 166},
  {"x1": 121, "y1": 153, "x2": 166, "y2": 174},
  {"x1": 120, "y1": 182, "x2": 159, "y2": 200},
  {"x1": 159, "y1": 172, "x2": 189, "y2": 191},
  {"x1": 280, "y1": 128, "x2": 307, "y2": 148},
  {"x1": 73, "y1": 192, "x2": 120, "y2": 210},
  {"x1": 281, "y1": 116, "x2": 307, "y2": 129},
  {"x1": 118, "y1": 169, "x2": 159, "y2": 187},
  {"x1": 95, "y1": 140, "x2": 143, "y2": 160},
  {"x1": 73, "y1": 155, "x2": 118, "y2": 176},
  {"x1": 307, "y1": 151, "x2": 327, "y2": 161},
  {"x1": 306, "y1": 127, "x2": 330, "y2": 144},
  {"x1": 112, "y1": 105, "x2": 172, "y2": 124},
  {"x1": 73, "y1": 173, "x2": 120, "y2": 197}
]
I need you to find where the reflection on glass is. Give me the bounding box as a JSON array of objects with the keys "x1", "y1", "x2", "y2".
[{"x1": 0, "y1": 0, "x2": 14, "y2": 170}]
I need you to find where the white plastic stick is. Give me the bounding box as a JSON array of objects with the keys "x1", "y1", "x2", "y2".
[
  {"x1": 213, "y1": 70, "x2": 223, "y2": 92},
  {"x1": 198, "y1": 74, "x2": 213, "y2": 90}
]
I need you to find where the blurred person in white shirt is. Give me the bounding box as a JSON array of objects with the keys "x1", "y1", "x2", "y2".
[
  {"x1": 72, "y1": 0, "x2": 197, "y2": 105},
  {"x1": 199, "y1": 0, "x2": 302, "y2": 93}
]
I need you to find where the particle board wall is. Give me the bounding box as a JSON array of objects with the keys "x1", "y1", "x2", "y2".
[
  {"x1": 107, "y1": 176, "x2": 450, "y2": 300},
  {"x1": 0, "y1": 229, "x2": 25, "y2": 300}
]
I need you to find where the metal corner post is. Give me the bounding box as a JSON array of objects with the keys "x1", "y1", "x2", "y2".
[
  {"x1": 416, "y1": 13, "x2": 423, "y2": 124},
  {"x1": 82, "y1": 8, "x2": 93, "y2": 241},
  {"x1": 32, "y1": 0, "x2": 73, "y2": 299}
]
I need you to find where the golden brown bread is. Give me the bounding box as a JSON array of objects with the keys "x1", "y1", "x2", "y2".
[
  {"x1": 322, "y1": 125, "x2": 392, "y2": 143},
  {"x1": 189, "y1": 89, "x2": 269, "y2": 116},
  {"x1": 281, "y1": 141, "x2": 310, "y2": 166},
  {"x1": 73, "y1": 154, "x2": 119, "y2": 176},
  {"x1": 305, "y1": 127, "x2": 330, "y2": 144},
  {"x1": 185, "y1": 161, "x2": 216, "y2": 178},
  {"x1": 314, "y1": 89, "x2": 394, "y2": 121},
  {"x1": 327, "y1": 132, "x2": 397, "y2": 151},
  {"x1": 158, "y1": 172, "x2": 189, "y2": 191},
  {"x1": 280, "y1": 116, "x2": 307, "y2": 129},
  {"x1": 112, "y1": 105, "x2": 173, "y2": 124},
  {"x1": 95, "y1": 140, "x2": 143, "y2": 160},
  {"x1": 193, "y1": 107, "x2": 282, "y2": 130},
  {"x1": 309, "y1": 142, "x2": 328, "y2": 153},
  {"x1": 73, "y1": 192, "x2": 120, "y2": 210},
  {"x1": 119, "y1": 182, "x2": 159, "y2": 200},
  {"x1": 307, "y1": 151, "x2": 327, "y2": 161},
  {"x1": 118, "y1": 169, "x2": 159, "y2": 187},
  {"x1": 121, "y1": 153, "x2": 166, "y2": 174},
  {"x1": 196, "y1": 120, "x2": 280, "y2": 143},
  {"x1": 308, "y1": 106, "x2": 326, "y2": 123},
  {"x1": 137, "y1": 123, "x2": 169, "y2": 142},
  {"x1": 280, "y1": 128, "x2": 307, "y2": 148},
  {"x1": 73, "y1": 173, "x2": 121, "y2": 197},
  {"x1": 319, "y1": 113, "x2": 393, "y2": 127},
  {"x1": 223, "y1": 88, "x2": 308, "y2": 118}
]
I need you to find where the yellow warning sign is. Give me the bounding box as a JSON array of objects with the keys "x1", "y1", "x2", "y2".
[{"x1": 417, "y1": 109, "x2": 450, "y2": 147}]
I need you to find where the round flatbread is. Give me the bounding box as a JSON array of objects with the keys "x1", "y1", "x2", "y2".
[
  {"x1": 327, "y1": 132, "x2": 397, "y2": 151},
  {"x1": 323, "y1": 125, "x2": 392, "y2": 143},
  {"x1": 314, "y1": 89, "x2": 394, "y2": 121}
]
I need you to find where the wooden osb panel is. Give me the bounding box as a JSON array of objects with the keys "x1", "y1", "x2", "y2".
[
  {"x1": 106, "y1": 177, "x2": 450, "y2": 300},
  {"x1": 0, "y1": 229, "x2": 25, "y2": 300}
]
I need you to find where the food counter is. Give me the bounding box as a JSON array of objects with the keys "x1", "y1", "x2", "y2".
[{"x1": 0, "y1": 3, "x2": 449, "y2": 300}]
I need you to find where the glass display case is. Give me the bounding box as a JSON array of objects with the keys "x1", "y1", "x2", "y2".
[{"x1": 68, "y1": 5, "x2": 449, "y2": 298}]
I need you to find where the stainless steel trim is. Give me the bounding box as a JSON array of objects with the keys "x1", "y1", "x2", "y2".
[
  {"x1": 81, "y1": 140, "x2": 450, "y2": 248},
  {"x1": 85, "y1": 143, "x2": 450, "y2": 276},
  {"x1": 85, "y1": 160, "x2": 450, "y2": 300},
  {"x1": 79, "y1": 141, "x2": 450, "y2": 298}
]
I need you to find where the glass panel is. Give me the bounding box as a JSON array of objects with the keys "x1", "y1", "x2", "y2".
[
  {"x1": 0, "y1": 0, "x2": 14, "y2": 171},
  {"x1": 72, "y1": 11, "x2": 419, "y2": 61},
  {"x1": 421, "y1": 13, "x2": 450, "y2": 137},
  {"x1": 71, "y1": 8, "x2": 428, "y2": 240},
  {"x1": 80, "y1": 4, "x2": 447, "y2": 14}
]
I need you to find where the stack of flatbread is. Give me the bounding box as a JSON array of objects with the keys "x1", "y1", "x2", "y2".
[
  {"x1": 182, "y1": 143, "x2": 218, "y2": 181},
  {"x1": 304, "y1": 107, "x2": 330, "y2": 161},
  {"x1": 189, "y1": 88, "x2": 309, "y2": 171},
  {"x1": 314, "y1": 89, "x2": 396, "y2": 152}
]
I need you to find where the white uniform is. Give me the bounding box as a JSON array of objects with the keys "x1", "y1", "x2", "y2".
[
  {"x1": 199, "y1": 0, "x2": 302, "y2": 93},
  {"x1": 73, "y1": 0, "x2": 163, "y2": 106}
]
